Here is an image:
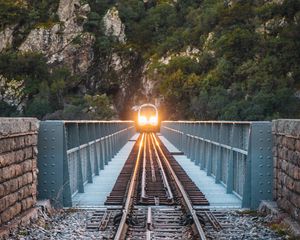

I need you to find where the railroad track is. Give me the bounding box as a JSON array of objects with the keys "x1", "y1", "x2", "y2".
[{"x1": 88, "y1": 133, "x2": 212, "y2": 239}]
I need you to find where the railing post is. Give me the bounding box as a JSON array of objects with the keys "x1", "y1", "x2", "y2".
[
  {"x1": 194, "y1": 123, "x2": 200, "y2": 165},
  {"x1": 191, "y1": 123, "x2": 196, "y2": 162},
  {"x1": 90, "y1": 123, "x2": 99, "y2": 176},
  {"x1": 243, "y1": 122, "x2": 273, "y2": 209},
  {"x1": 68, "y1": 123, "x2": 84, "y2": 194},
  {"x1": 103, "y1": 123, "x2": 109, "y2": 165},
  {"x1": 226, "y1": 124, "x2": 235, "y2": 193},
  {"x1": 38, "y1": 121, "x2": 72, "y2": 207},
  {"x1": 79, "y1": 123, "x2": 92, "y2": 184},
  {"x1": 206, "y1": 123, "x2": 213, "y2": 176},
  {"x1": 215, "y1": 123, "x2": 223, "y2": 183},
  {"x1": 96, "y1": 123, "x2": 104, "y2": 170},
  {"x1": 200, "y1": 123, "x2": 207, "y2": 170}
]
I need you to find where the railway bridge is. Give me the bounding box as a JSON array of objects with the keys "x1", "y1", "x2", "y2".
[{"x1": 0, "y1": 118, "x2": 299, "y2": 239}]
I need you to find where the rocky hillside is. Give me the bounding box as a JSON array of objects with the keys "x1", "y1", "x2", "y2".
[{"x1": 0, "y1": 0, "x2": 299, "y2": 120}]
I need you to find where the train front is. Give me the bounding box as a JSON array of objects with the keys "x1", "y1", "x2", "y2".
[{"x1": 136, "y1": 104, "x2": 160, "y2": 132}]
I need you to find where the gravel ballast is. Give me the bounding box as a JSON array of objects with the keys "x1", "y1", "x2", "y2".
[{"x1": 7, "y1": 208, "x2": 289, "y2": 239}]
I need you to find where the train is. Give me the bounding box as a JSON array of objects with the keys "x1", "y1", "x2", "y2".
[{"x1": 135, "y1": 103, "x2": 160, "y2": 132}]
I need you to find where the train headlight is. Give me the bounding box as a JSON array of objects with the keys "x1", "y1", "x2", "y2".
[
  {"x1": 138, "y1": 116, "x2": 147, "y2": 126},
  {"x1": 149, "y1": 116, "x2": 158, "y2": 126}
]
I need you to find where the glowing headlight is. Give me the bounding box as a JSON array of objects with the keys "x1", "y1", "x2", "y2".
[
  {"x1": 149, "y1": 116, "x2": 158, "y2": 126},
  {"x1": 138, "y1": 116, "x2": 147, "y2": 126}
]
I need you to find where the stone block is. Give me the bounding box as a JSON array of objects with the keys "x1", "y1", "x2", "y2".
[
  {"x1": 283, "y1": 137, "x2": 295, "y2": 150},
  {"x1": 293, "y1": 167, "x2": 300, "y2": 180},
  {"x1": 0, "y1": 184, "x2": 4, "y2": 199},
  {"x1": 0, "y1": 119, "x2": 30, "y2": 136},
  {"x1": 0, "y1": 166, "x2": 14, "y2": 183},
  {"x1": 273, "y1": 119, "x2": 300, "y2": 137},
  {"x1": 287, "y1": 150, "x2": 295, "y2": 162},
  {"x1": 295, "y1": 181, "x2": 300, "y2": 194},
  {"x1": 25, "y1": 147, "x2": 34, "y2": 160},
  {"x1": 15, "y1": 136, "x2": 26, "y2": 149},
  {"x1": 286, "y1": 175, "x2": 294, "y2": 192},
  {"x1": 29, "y1": 120, "x2": 39, "y2": 132},
  {"x1": 19, "y1": 159, "x2": 33, "y2": 174},
  {"x1": 272, "y1": 120, "x2": 278, "y2": 133},
  {"x1": 24, "y1": 135, "x2": 38, "y2": 146},
  {"x1": 290, "y1": 151, "x2": 297, "y2": 166},
  {"x1": 281, "y1": 159, "x2": 288, "y2": 173},
  {"x1": 17, "y1": 172, "x2": 33, "y2": 188},
  {"x1": 27, "y1": 172, "x2": 33, "y2": 184},
  {"x1": 282, "y1": 186, "x2": 292, "y2": 201},
  {"x1": 0, "y1": 192, "x2": 18, "y2": 213},
  {"x1": 1, "y1": 180, "x2": 15, "y2": 199},
  {"x1": 0, "y1": 118, "x2": 38, "y2": 136},
  {"x1": 14, "y1": 164, "x2": 22, "y2": 177},
  {"x1": 292, "y1": 151, "x2": 300, "y2": 167},
  {"x1": 0, "y1": 202, "x2": 21, "y2": 224},
  {"x1": 21, "y1": 197, "x2": 34, "y2": 211},
  {"x1": 30, "y1": 185, "x2": 37, "y2": 197},
  {"x1": 0, "y1": 152, "x2": 14, "y2": 168},
  {"x1": 280, "y1": 147, "x2": 289, "y2": 160},
  {"x1": 0, "y1": 138, "x2": 15, "y2": 154},
  {"x1": 276, "y1": 135, "x2": 282, "y2": 146},
  {"x1": 18, "y1": 185, "x2": 33, "y2": 201},
  {"x1": 291, "y1": 194, "x2": 300, "y2": 208},
  {"x1": 273, "y1": 150, "x2": 278, "y2": 159},
  {"x1": 296, "y1": 140, "x2": 300, "y2": 151}
]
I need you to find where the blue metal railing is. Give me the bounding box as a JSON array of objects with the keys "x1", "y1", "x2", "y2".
[
  {"x1": 161, "y1": 121, "x2": 273, "y2": 209},
  {"x1": 37, "y1": 120, "x2": 135, "y2": 207}
]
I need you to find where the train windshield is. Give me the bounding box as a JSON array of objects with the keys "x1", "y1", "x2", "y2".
[
  {"x1": 140, "y1": 107, "x2": 156, "y2": 117},
  {"x1": 138, "y1": 104, "x2": 158, "y2": 127}
]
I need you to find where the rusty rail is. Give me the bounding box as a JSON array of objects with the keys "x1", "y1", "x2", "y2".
[
  {"x1": 114, "y1": 133, "x2": 145, "y2": 240},
  {"x1": 151, "y1": 133, "x2": 207, "y2": 240},
  {"x1": 150, "y1": 133, "x2": 174, "y2": 202}
]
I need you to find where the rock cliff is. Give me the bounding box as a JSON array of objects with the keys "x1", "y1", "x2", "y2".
[{"x1": 19, "y1": 0, "x2": 94, "y2": 75}]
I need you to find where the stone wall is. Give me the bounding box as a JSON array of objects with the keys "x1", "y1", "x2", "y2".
[
  {"x1": 0, "y1": 118, "x2": 39, "y2": 235},
  {"x1": 273, "y1": 119, "x2": 300, "y2": 222}
]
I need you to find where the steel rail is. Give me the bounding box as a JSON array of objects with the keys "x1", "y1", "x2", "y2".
[
  {"x1": 148, "y1": 135, "x2": 156, "y2": 182},
  {"x1": 141, "y1": 134, "x2": 148, "y2": 201},
  {"x1": 114, "y1": 133, "x2": 145, "y2": 240},
  {"x1": 150, "y1": 133, "x2": 174, "y2": 202},
  {"x1": 151, "y1": 133, "x2": 207, "y2": 240}
]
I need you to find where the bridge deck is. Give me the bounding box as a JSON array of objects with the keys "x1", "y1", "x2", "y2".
[
  {"x1": 72, "y1": 133, "x2": 241, "y2": 208},
  {"x1": 72, "y1": 133, "x2": 139, "y2": 207},
  {"x1": 159, "y1": 136, "x2": 242, "y2": 209}
]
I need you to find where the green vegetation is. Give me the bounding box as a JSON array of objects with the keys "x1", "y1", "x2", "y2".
[
  {"x1": 0, "y1": 0, "x2": 27, "y2": 30},
  {"x1": 0, "y1": 0, "x2": 60, "y2": 47},
  {"x1": 0, "y1": 0, "x2": 299, "y2": 120},
  {"x1": 0, "y1": 52, "x2": 66, "y2": 118},
  {"x1": 0, "y1": 51, "x2": 116, "y2": 119},
  {"x1": 0, "y1": 0, "x2": 117, "y2": 120},
  {"x1": 118, "y1": 0, "x2": 300, "y2": 120},
  {"x1": 270, "y1": 223, "x2": 288, "y2": 237}
]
